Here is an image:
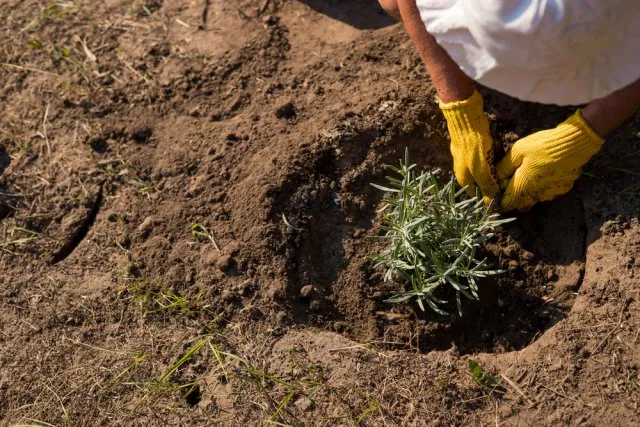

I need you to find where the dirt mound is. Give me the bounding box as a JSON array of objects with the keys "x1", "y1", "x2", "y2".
[{"x1": 0, "y1": 0, "x2": 638, "y2": 425}]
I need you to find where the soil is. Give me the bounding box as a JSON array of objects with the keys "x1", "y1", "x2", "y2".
[{"x1": 1, "y1": 1, "x2": 639, "y2": 425}]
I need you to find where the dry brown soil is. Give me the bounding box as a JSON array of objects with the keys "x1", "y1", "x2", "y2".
[{"x1": 1, "y1": 1, "x2": 639, "y2": 425}]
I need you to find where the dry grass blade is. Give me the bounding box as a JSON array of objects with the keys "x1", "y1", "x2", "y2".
[{"x1": 191, "y1": 223, "x2": 220, "y2": 252}]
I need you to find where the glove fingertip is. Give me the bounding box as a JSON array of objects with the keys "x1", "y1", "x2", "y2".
[
  {"x1": 500, "y1": 196, "x2": 516, "y2": 212},
  {"x1": 473, "y1": 174, "x2": 500, "y2": 202},
  {"x1": 499, "y1": 183, "x2": 519, "y2": 212},
  {"x1": 496, "y1": 160, "x2": 514, "y2": 181},
  {"x1": 496, "y1": 147, "x2": 524, "y2": 180},
  {"x1": 507, "y1": 194, "x2": 536, "y2": 212}
]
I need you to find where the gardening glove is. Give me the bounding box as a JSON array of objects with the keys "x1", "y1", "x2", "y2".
[
  {"x1": 496, "y1": 110, "x2": 604, "y2": 212},
  {"x1": 439, "y1": 90, "x2": 500, "y2": 205}
]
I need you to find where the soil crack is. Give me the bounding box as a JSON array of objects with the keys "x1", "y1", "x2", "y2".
[{"x1": 50, "y1": 183, "x2": 104, "y2": 264}]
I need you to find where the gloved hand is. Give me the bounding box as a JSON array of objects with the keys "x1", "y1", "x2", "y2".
[
  {"x1": 439, "y1": 90, "x2": 500, "y2": 205},
  {"x1": 496, "y1": 110, "x2": 604, "y2": 211}
]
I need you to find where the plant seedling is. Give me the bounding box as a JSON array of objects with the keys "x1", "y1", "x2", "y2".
[
  {"x1": 0, "y1": 227, "x2": 38, "y2": 251},
  {"x1": 467, "y1": 359, "x2": 505, "y2": 394},
  {"x1": 371, "y1": 149, "x2": 513, "y2": 315},
  {"x1": 125, "y1": 280, "x2": 200, "y2": 315},
  {"x1": 191, "y1": 223, "x2": 220, "y2": 252}
]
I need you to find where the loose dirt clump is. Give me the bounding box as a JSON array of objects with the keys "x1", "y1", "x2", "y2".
[{"x1": 1, "y1": 1, "x2": 639, "y2": 425}]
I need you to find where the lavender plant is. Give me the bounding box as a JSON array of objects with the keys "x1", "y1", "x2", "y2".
[{"x1": 371, "y1": 150, "x2": 514, "y2": 315}]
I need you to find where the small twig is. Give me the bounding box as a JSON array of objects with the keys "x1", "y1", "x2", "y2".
[
  {"x1": 538, "y1": 384, "x2": 594, "y2": 407},
  {"x1": 43, "y1": 384, "x2": 69, "y2": 423},
  {"x1": 1, "y1": 63, "x2": 61, "y2": 77},
  {"x1": 281, "y1": 213, "x2": 302, "y2": 232},
  {"x1": 594, "y1": 301, "x2": 627, "y2": 353},
  {"x1": 387, "y1": 78, "x2": 400, "y2": 90},
  {"x1": 77, "y1": 178, "x2": 89, "y2": 198},
  {"x1": 259, "y1": 0, "x2": 271, "y2": 14},
  {"x1": 594, "y1": 327, "x2": 618, "y2": 353},
  {"x1": 236, "y1": 7, "x2": 251, "y2": 20},
  {"x1": 500, "y1": 374, "x2": 533, "y2": 405},
  {"x1": 121, "y1": 60, "x2": 150, "y2": 83},
  {"x1": 175, "y1": 18, "x2": 192, "y2": 28},
  {"x1": 42, "y1": 102, "x2": 51, "y2": 159}
]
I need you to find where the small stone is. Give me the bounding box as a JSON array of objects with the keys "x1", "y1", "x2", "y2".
[
  {"x1": 216, "y1": 254, "x2": 234, "y2": 273},
  {"x1": 185, "y1": 269, "x2": 196, "y2": 284},
  {"x1": 521, "y1": 250, "x2": 535, "y2": 262},
  {"x1": 234, "y1": 280, "x2": 251, "y2": 296},
  {"x1": 332, "y1": 321, "x2": 347, "y2": 332},
  {"x1": 503, "y1": 244, "x2": 518, "y2": 259},
  {"x1": 117, "y1": 234, "x2": 131, "y2": 249},
  {"x1": 262, "y1": 15, "x2": 278, "y2": 25},
  {"x1": 294, "y1": 396, "x2": 314, "y2": 412},
  {"x1": 220, "y1": 289, "x2": 233, "y2": 301},
  {"x1": 371, "y1": 291, "x2": 384, "y2": 300},
  {"x1": 508, "y1": 260, "x2": 519, "y2": 272},
  {"x1": 300, "y1": 285, "x2": 316, "y2": 299},
  {"x1": 137, "y1": 216, "x2": 154, "y2": 238},
  {"x1": 309, "y1": 300, "x2": 321, "y2": 311}
]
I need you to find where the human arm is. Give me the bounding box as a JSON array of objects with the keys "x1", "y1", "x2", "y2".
[
  {"x1": 395, "y1": 0, "x2": 473, "y2": 103},
  {"x1": 582, "y1": 79, "x2": 640, "y2": 138},
  {"x1": 389, "y1": 0, "x2": 500, "y2": 202}
]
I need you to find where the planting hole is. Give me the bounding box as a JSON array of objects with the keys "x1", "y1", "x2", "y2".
[{"x1": 274, "y1": 127, "x2": 586, "y2": 354}]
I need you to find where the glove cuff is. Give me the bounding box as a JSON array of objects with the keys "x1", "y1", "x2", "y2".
[
  {"x1": 542, "y1": 110, "x2": 605, "y2": 162},
  {"x1": 438, "y1": 89, "x2": 484, "y2": 113},
  {"x1": 572, "y1": 109, "x2": 605, "y2": 147},
  {"x1": 438, "y1": 90, "x2": 489, "y2": 137}
]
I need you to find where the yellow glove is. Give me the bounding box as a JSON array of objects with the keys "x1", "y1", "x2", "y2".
[
  {"x1": 439, "y1": 90, "x2": 500, "y2": 205},
  {"x1": 496, "y1": 110, "x2": 604, "y2": 211}
]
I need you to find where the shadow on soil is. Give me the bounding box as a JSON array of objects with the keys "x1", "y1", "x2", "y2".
[
  {"x1": 298, "y1": 0, "x2": 397, "y2": 29},
  {"x1": 0, "y1": 146, "x2": 9, "y2": 177},
  {"x1": 0, "y1": 146, "x2": 13, "y2": 220}
]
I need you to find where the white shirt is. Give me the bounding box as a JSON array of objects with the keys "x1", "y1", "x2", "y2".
[{"x1": 416, "y1": 0, "x2": 640, "y2": 105}]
